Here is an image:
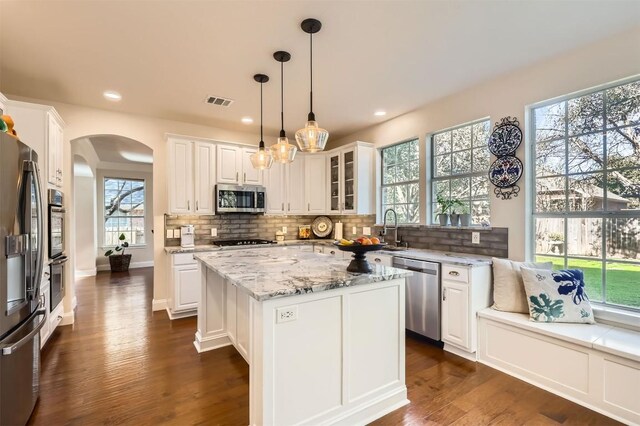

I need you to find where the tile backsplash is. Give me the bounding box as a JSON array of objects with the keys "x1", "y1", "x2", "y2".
[
  {"x1": 373, "y1": 225, "x2": 509, "y2": 258},
  {"x1": 164, "y1": 214, "x2": 508, "y2": 258},
  {"x1": 164, "y1": 214, "x2": 376, "y2": 246}
]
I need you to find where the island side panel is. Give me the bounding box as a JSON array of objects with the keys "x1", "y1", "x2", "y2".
[
  {"x1": 250, "y1": 278, "x2": 408, "y2": 426},
  {"x1": 194, "y1": 263, "x2": 232, "y2": 352}
]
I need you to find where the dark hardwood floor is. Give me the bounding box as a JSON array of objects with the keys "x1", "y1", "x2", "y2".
[{"x1": 28, "y1": 268, "x2": 618, "y2": 425}]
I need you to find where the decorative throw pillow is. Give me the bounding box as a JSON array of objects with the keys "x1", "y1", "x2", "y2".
[
  {"x1": 521, "y1": 268, "x2": 595, "y2": 324},
  {"x1": 491, "y1": 258, "x2": 553, "y2": 313}
]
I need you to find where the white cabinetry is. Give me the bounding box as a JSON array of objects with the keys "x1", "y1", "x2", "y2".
[
  {"x1": 167, "y1": 136, "x2": 216, "y2": 214},
  {"x1": 440, "y1": 264, "x2": 491, "y2": 360},
  {"x1": 371, "y1": 252, "x2": 394, "y2": 267},
  {"x1": 304, "y1": 154, "x2": 327, "y2": 214},
  {"x1": 5, "y1": 100, "x2": 65, "y2": 188},
  {"x1": 167, "y1": 253, "x2": 200, "y2": 319},
  {"x1": 327, "y1": 142, "x2": 374, "y2": 215},
  {"x1": 224, "y1": 281, "x2": 250, "y2": 363},
  {"x1": 264, "y1": 156, "x2": 305, "y2": 215},
  {"x1": 216, "y1": 145, "x2": 262, "y2": 186}
]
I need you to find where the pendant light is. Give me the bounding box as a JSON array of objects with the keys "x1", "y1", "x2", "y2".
[
  {"x1": 295, "y1": 18, "x2": 329, "y2": 153},
  {"x1": 270, "y1": 51, "x2": 297, "y2": 164},
  {"x1": 250, "y1": 74, "x2": 274, "y2": 170}
]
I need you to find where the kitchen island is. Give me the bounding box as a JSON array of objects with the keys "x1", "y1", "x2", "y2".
[{"x1": 194, "y1": 246, "x2": 412, "y2": 426}]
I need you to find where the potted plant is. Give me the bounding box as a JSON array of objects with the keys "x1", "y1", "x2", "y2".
[
  {"x1": 449, "y1": 199, "x2": 464, "y2": 227},
  {"x1": 104, "y1": 233, "x2": 131, "y2": 272},
  {"x1": 436, "y1": 194, "x2": 452, "y2": 226},
  {"x1": 458, "y1": 203, "x2": 471, "y2": 227},
  {"x1": 548, "y1": 232, "x2": 564, "y2": 254}
]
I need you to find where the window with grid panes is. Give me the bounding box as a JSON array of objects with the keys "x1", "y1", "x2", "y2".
[
  {"x1": 104, "y1": 177, "x2": 146, "y2": 246},
  {"x1": 531, "y1": 78, "x2": 640, "y2": 310},
  {"x1": 381, "y1": 139, "x2": 420, "y2": 223},
  {"x1": 431, "y1": 119, "x2": 491, "y2": 225}
]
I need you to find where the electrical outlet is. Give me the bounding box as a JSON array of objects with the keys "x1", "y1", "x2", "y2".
[
  {"x1": 282, "y1": 226, "x2": 287, "y2": 234},
  {"x1": 276, "y1": 306, "x2": 298, "y2": 323},
  {"x1": 363, "y1": 226, "x2": 371, "y2": 236},
  {"x1": 174, "y1": 229, "x2": 181, "y2": 238},
  {"x1": 472, "y1": 232, "x2": 480, "y2": 244},
  {"x1": 166, "y1": 230, "x2": 173, "y2": 239},
  {"x1": 211, "y1": 228, "x2": 217, "y2": 237},
  {"x1": 352, "y1": 226, "x2": 357, "y2": 235}
]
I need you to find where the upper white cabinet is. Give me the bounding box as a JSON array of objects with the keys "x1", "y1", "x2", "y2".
[
  {"x1": 5, "y1": 100, "x2": 65, "y2": 188},
  {"x1": 304, "y1": 154, "x2": 327, "y2": 214},
  {"x1": 216, "y1": 145, "x2": 262, "y2": 186},
  {"x1": 167, "y1": 136, "x2": 215, "y2": 214},
  {"x1": 264, "y1": 156, "x2": 305, "y2": 215},
  {"x1": 327, "y1": 142, "x2": 374, "y2": 215}
]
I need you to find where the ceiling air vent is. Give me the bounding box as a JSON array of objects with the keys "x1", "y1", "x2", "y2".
[{"x1": 204, "y1": 95, "x2": 234, "y2": 107}]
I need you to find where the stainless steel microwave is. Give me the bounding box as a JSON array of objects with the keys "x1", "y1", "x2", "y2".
[{"x1": 216, "y1": 184, "x2": 266, "y2": 214}]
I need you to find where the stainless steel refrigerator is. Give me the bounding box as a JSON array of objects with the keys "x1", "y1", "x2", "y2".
[{"x1": 0, "y1": 132, "x2": 47, "y2": 425}]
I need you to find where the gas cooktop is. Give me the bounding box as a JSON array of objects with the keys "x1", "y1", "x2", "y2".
[{"x1": 214, "y1": 238, "x2": 276, "y2": 247}]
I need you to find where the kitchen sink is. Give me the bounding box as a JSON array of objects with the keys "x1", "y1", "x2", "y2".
[{"x1": 381, "y1": 246, "x2": 409, "y2": 252}]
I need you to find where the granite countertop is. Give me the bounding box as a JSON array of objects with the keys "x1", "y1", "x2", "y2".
[{"x1": 194, "y1": 246, "x2": 412, "y2": 301}]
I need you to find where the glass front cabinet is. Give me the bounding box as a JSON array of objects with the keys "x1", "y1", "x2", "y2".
[{"x1": 327, "y1": 142, "x2": 374, "y2": 215}]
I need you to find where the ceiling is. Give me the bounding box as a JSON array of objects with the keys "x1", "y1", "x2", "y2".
[
  {"x1": 1, "y1": 1, "x2": 639, "y2": 140},
  {"x1": 88, "y1": 135, "x2": 153, "y2": 164}
]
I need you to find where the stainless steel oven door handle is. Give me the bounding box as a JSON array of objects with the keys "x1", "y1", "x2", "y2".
[{"x1": 1, "y1": 308, "x2": 47, "y2": 355}]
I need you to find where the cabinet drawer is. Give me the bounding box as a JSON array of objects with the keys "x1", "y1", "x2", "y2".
[
  {"x1": 442, "y1": 265, "x2": 469, "y2": 283},
  {"x1": 173, "y1": 253, "x2": 198, "y2": 266}
]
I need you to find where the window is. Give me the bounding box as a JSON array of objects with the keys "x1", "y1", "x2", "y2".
[
  {"x1": 430, "y1": 119, "x2": 491, "y2": 225},
  {"x1": 381, "y1": 139, "x2": 420, "y2": 223},
  {"x1": 531, "y1": 78, "x2": 640, "y2": 310},
  {"x1": 104, "y1": 177, "x2": 146, "y2": 246}
]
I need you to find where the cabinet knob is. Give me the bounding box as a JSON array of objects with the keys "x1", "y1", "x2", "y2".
[
  {"x1": 287, "y1": 202, "x2": 290, "y2": 211},
  {"x1": 443, "y1": 288, "x2": 447, "y2": 301},
  {"x1": 196, "y1": 200, "x2": 198, "y2": 211},
  {"x1": 281, "y1": 202, "x2": 284, "y2": 212},
  {"x1": 236, "y1": 172, "x2": 239, "y2": 182},
  {"x1": 188, "y1": 200, "x2": 190, "y2": 210},
  {"x1": 308, "y1": 203, "x2": 310, "y2": 211},
  {"x1": 330, "y1": 250, "x2": 335, "y2": 255},
  {"x1": 448, "y1": 271, "x2": 460, "y2": 276},
  {"x1": 244, "y1": 172, "x2": 246, "y2": 183},
  {"x1": 374, "y1": 258, "x2": 381, "y2": 263}
]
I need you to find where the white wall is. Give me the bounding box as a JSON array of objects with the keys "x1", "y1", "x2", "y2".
[
  {"x1": 96, "y1": 167, "x2": 154, "y2": 270},
  {"x1": 74, "y1": 174, "x2": 97, "y2": 276},
  {"x1": 329, "y1": 27, "x2": 640, "y2": 261}
]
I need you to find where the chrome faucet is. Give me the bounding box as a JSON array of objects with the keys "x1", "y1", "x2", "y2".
[{"x1": 381, "y1": 208, "x2": 402, "y2": 246}]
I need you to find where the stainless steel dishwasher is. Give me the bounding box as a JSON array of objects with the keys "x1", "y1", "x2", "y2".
[{"x1": 393, "y1": 257, "x2": 441, "y2": 341}]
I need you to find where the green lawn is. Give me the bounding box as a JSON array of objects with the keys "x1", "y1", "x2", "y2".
[{"x1": 536, "y1": 256, "x2": 640, "y2": 309}]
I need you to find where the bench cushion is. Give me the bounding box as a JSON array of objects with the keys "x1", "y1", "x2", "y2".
[{"x1": 478, "y1": 308, "x2": 611, "y2": 348}]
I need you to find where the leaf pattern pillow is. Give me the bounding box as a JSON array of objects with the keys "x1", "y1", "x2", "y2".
[{"x1": 520, "y1": 267, "x2": 596, "y2": 324}]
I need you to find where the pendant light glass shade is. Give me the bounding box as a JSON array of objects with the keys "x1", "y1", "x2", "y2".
[
  {"x1": 250, "y1": 74, "x2": 273, "y2": 170},
  {"x1": 271, "y1": 51, "x2": 297, "y2": 164},
  {"x1": 296, "y1": 18, "x2": 329, "y2": 152},
  {"x1": 295, "y1": 120, "x2": 329, "y2": 153}
]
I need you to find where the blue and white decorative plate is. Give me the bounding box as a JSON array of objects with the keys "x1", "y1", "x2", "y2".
[
  {"x1": 489, "y1": 156, "x2": 523, "y2": 188},
  {"x1": 488, "y1": 124, "x2": 522, "y2": 156}
]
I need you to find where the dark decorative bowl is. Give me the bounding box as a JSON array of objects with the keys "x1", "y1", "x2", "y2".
[{"x1": 333, "y1": 242, "x2": 387, "y2": 273}]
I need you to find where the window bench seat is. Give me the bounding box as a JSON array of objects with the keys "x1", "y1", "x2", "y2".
[{"x1": 477, "y1": 308, "x2": 640, "y2": 425}]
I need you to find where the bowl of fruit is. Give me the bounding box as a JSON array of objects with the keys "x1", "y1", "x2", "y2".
[{"x1": 334, "y1": 237, "x2": 387, "y2": 273}]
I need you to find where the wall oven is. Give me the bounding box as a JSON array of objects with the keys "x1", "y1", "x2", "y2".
[
  {"x1": 216, "y1": 184, "x2": 266, "y2": 214},
  {"x1": 48, "y1": 189, "x2": 65, "y2": 259}
]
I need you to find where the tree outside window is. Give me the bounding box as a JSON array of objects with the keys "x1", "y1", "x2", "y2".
[
  {"x1": 381, "y1": 139, "x2": 420, "y2": 223},
  {"x1": 104, "y1": 178, "x2": 145, "y2": 246},
  {"x1": 532, "y1": 79, "x2": 640, "y2": 309}
]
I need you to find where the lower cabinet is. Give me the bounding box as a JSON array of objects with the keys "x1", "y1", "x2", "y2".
[
  {"x1": 440, "y1": 264, "x2": 491, "y2": 360},
  {"x1": 371, "y1": 253, "x2": 393, "y2": 267},
  {"x1": 167, "y1": 253, "x2": 200, "y2": 319},
  {"x1": 40, "y1": 278, "x2": 64, "y2": 348}
]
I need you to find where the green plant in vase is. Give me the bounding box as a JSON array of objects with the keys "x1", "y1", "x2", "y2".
[{"x1": 436, "y1": 194, "x2": 453, "y2": 226}]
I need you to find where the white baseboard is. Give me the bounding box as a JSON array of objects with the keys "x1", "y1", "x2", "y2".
[
  {"x1": 60, "y1": 296, "x2": 78, "y2": 326},
  {"x1": 443, "y1": 343, "x2": 477, "y2": 362},
  {"x1": 75, "y1": 268, "x2": 97, "y2": 277},
  {"x1": 152, "y1": 298, "x2": 167, "y2": 311},
  {"x1": 97, "y1": 260, "x2": 154, "y2": 272},
  {"x1": 165, "y1": 307, "x2": 197, "y2": 320}
]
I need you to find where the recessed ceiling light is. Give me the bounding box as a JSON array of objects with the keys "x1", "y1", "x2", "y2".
[
  {"x1": 374, "y1": 111, "x2": 386, "y2": 117},
  {"x1": 241, "y1": 117, "x2": 253, "y2": 124},
  {"x1": 103, "y1": 90, "x2": 122, "y2": 101}
]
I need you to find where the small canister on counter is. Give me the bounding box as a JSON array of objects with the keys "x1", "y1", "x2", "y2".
[{"x1": 275, "y1": 230, "x2": 285, "y2": 242}]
